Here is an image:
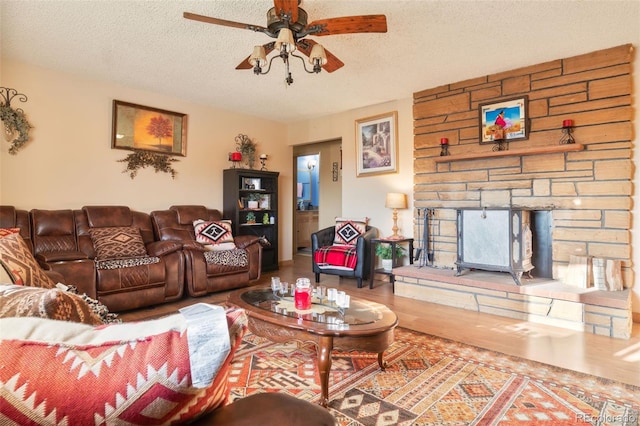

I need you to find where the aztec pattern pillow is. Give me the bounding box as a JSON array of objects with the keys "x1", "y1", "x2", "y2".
[
  {"x1": 88, "y1": 226, "x2": 148, "y2": 260},
  {"x1": 333, "y1": 217, "x2": 369, "y2": 245},
  {"x1": 193, "y1": 219, "x2": 236, "y2": 251},
  {"x1": 0, "y1": 284, "x2": 104, "y2": 325},
  {"x1": 0, "y1": 305, "x2": 248, "y2": 425},
  {"x1": 0, "y1": 259, "x2": 13, "y2": 283},
  {"x1": 0, "y1": 229, "x2": 22, "y2": 284},
  {"x1": 0, "y1": 230, "x2": 56, "y2": 288}
]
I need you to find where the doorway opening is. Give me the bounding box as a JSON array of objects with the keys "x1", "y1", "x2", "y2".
[
  {"x1": 295, "y1": 154, "x2": 319, "y2": 254},
  {"x1": 292, "y1": 139, "x2": 342, "y2": 258}
]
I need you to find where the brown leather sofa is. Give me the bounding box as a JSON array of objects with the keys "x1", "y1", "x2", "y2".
[
  {"x1": 2, "y1": 205, "x2": 262, "y2": 312},
  {"x1": 151, "y1": 205, "x2": 262, "y2": 297},
  {"x1": 29, "y1": 206, "x2": 185, "y2": 312}
]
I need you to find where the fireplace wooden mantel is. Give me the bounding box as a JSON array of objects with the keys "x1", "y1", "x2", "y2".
[{"x1": 434, "y1": 144, "x2": 585, "y2": 163}]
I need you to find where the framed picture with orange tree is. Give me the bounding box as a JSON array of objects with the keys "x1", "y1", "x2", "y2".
[{"x1": 112, "y1": 100, "x2": 187, "y2": 156}]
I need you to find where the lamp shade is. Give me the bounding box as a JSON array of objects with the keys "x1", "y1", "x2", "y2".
[
  {"x1": 275, "y1": 28, "x2": 296, "y2": 53},
  {"x1": 309, "y1": 44, "x2": 328, "y2": 65},
  {"x1": 248, "y1": 45, "x2": 267, "y2": 67},
  {"x1": 385, "y1": 192, "x2": 407, "y2": 209}
]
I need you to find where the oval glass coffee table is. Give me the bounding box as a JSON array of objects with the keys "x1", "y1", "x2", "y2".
[{"x1": 227, "y1": 286, "x2": 398, "y2": 407}]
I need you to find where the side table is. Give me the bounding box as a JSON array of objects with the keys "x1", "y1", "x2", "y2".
[{"x1": 369, "y1": 237, "x2": 414, "y2": 290}]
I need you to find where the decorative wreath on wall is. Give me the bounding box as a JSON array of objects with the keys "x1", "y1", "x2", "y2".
[
  {"x1": 118, "y1": 150, "x2": 179, "y2": 179},
  {"x1": 0, "y1": 87, "x2": 33, "y2": 155}
]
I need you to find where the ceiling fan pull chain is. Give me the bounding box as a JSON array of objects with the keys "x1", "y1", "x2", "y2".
[{"x1": 284, "y1": 55, "x2": 293, "y2": 85}]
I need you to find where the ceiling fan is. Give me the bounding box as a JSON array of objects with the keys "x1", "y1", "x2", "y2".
[{"x1": 184, "y1": 0, "x2": 387, "y2": 85}]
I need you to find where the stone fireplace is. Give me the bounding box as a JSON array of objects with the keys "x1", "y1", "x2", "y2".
[{"x1": 394, "y1": 44, "x2": 634, "y2": 338}]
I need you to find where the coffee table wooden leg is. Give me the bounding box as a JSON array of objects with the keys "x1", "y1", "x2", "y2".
[
  {"x1": 378, "y1": 352, "x2": 388, "y2": 370},
  {"x1": 316, "y1": 336, "x2": 334, "y2": 407}
]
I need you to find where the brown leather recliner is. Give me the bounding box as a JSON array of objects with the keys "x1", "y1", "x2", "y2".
[
  {"x1": 1, "y1": 206, "x2": 66, "y2": 285},
  {"x1": 151, "y1": 205, "x2": 262, "y2": 297},
  {"x1": 0, "y1": 206, "x2": 32, "y2": 251},
  {"x1": 68, "y1": 206, "x2": 185, "y2": 312},
  {"x1": 30, "y1": 209, "x2": 97, "y2": 297}
]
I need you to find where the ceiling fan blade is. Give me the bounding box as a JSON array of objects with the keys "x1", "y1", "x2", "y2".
[
  {"x1": 183, "y1": 12, "x2": 268, "y2": 33},
  {"x1": 273, "y1": 0, "x2": 299, "y2": 24},
  {"x1": 236, "y1": 42, "x2": 276, "y2": 70},
  {"x1": 306, "y1": 15, "x2": 387, "y2": 36},
  {"x1": 296, "y1": 39, "x2": 344, "y2": 73}
]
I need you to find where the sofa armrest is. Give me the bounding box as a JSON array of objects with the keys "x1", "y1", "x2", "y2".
[
  {"x1": 44, "y1": 270, "x2": 66, "y2": 284},
  {"x1": 234, "y1": 235, "x2": 261, "y2": 249},
  {"x1": 36, "y1": 251, "x2": 89, "y2": 263},
  {"x1": 236, "y1": 237, "x2": 262, "y2": 281},
  {"x1": 355, "y1": 226, "x2": 376, "y2": 274},
  {"x1": 146, "y1": 240, "x2": 183, "y2": 257}
]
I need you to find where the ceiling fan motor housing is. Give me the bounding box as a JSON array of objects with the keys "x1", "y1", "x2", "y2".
[{"x1": 267, "y1": 7, "x2": 307, "y2": 36}]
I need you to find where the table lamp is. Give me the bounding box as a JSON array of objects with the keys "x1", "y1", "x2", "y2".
[{"x1": 385, "y1": 192, "x2": 407, "y2": 239}]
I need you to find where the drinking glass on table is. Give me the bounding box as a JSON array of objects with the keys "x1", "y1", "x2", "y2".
[{"x1": 271, "y1": 277, "x2": 281, "y2": 298}]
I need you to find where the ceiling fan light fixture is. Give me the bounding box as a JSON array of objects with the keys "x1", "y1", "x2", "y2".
[
  {"x1": 309, "y1": 44, "x2": 327, "y2": 66},
  {"x1": 249, "y1": 45, "x2": 267, "y2": 68},
  {"x1": 275, "y1": 28, "x2": 296, "y2": 53},
  {"x1": 184, "y1": 3, "x2": 387, "y2": 85}
]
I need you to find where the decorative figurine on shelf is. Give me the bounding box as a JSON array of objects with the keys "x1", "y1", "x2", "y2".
[
  {"x1": 229, "y1": 151, "x2": 242, "y2": 168},
  {"x1": 439, "y1": 138, "x2": 449, "y2": 156},
  {"x1": 560, "y1": 119, "x2": 575, "y2": 144},
  {"x1": 235, "y1": 133, "x2": 256, "y2": 169},
  {"x1": 262, "y1": 213, "x2": 270, "y2": 224},
  {"x1": 259, "y1": 153, "x2": 268, "y2": 170}
]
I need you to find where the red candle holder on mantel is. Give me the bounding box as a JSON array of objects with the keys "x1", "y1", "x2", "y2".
[
  {"x1": 229, "y1": 151, "x2": 242, "y2": 168},
  {"x1": 560, "y1": 119, "x2": 576, "y2": 145},
  {"x1": 439, "y1": 138, "x2": 450, "y2": 156}
]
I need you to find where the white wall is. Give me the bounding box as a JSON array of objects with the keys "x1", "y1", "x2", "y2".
[{"x1": 287, "y1": 99, "x2": 415, "y2": 247}]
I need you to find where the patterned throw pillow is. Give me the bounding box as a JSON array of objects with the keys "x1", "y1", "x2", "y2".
[
  {"x1": 0, "y1": 231, "x2": 56, "y2": 288},
  {"x1": 88, "y1": 226, "x2": 148, "y2": 260},
  {"x1": 0, "y1": 228, "x2": 20, "y2": 238},
  {"x1": 193, "y1": 219, "x2": 236, "y2": 251},
  {"x1": 0, "y1": 259, "x2": 14, "y2": 283},
  {"x1": 0, "y1": 284, "x2": 104, "y2": 325},
  {"x1": 0, "y1": 306, "x2": 248, "y2": 425},
  {"x1": 333, "y1": 217, "x2": 369, "y2": 245}
]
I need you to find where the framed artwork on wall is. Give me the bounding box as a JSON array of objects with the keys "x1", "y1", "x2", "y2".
[
  {"x1": 112, "y1": 100, "x2": 187, "y2": 156},
  {"x1": 355, "y1": 111, "x2": 398, "y2": 177},
  {"x1": 478, "y1": 96, "x2": 528, "y2": 144}
]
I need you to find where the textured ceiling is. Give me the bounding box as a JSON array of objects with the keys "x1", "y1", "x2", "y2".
[{"x1": 2, "y1": 1, "x2": 638, "y2": 123}]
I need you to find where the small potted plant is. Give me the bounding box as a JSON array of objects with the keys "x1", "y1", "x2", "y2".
[
  {"x1": 245, "y1": 212, "x2": 256, "y2": 224},
  {"x1": 246, "y1": 193, "x2": 261, "y2": 209},
  {"x1": 375, "y1": 244, "x2": 406, "y2": 272}
]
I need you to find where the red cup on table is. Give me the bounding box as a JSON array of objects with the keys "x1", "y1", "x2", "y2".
[{"x1": 294, "y1": 278, "x2": 312, "y2": 310}]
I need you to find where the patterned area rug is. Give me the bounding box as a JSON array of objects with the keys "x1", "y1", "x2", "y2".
[{"x1": 229, "y1": 327, "x2": 640, "y2": 426}]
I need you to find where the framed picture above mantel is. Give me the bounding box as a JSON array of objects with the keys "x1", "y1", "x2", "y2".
[
  {"x1": 112, "y1": 100, "x2": 187, "y2": 156},
  {"x1": 478, "y1": 96, "x2": 528, "y2": 144}
]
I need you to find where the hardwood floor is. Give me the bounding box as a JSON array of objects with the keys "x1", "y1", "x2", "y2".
[{"x1": 120, "y1": 254, "x2": 640, "y2": 387}]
